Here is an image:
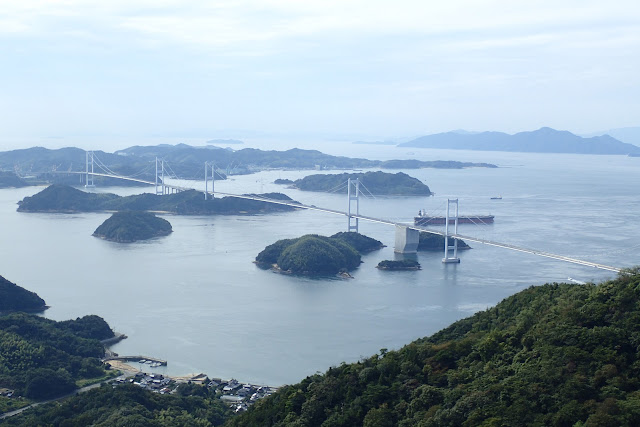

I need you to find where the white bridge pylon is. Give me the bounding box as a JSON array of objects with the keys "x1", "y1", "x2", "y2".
[
  {"x1": 442, "y1": 198, "x2": 460, "y2": 264},
  {"x1": 347, "y1": 178, "x2": 359, "y2": 233},
  {"x1": 85, "y1": 151, "x2": 95, "y2": 188},
  {"x1": 204, "y1": 161, "x2": 215, "y2": 200}
]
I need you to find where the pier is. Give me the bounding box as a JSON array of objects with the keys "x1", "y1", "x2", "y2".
[{"x1": 104, "y1": 355, "x2": 167, "y2": 366}]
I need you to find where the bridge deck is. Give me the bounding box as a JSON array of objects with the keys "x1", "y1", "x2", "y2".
[{"x1": 77, "y1": 171, "x2": 622, "y2": 273}]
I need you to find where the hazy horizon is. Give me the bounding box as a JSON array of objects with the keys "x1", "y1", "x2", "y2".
[{"x1": 1, "y1": 1, "x2": 639, "y2": 152}]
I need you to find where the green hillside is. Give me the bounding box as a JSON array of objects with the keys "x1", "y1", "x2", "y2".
[
  {"x1": 0, "y1": 313, "x2": 112, "y2": 400},
  {"x1": 227, "y1": 269, "x2": 640, "y2": 426}
]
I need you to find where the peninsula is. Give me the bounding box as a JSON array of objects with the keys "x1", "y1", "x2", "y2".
[{"x1": 93, "y1": 211, "x2": 173, "y2": 243}]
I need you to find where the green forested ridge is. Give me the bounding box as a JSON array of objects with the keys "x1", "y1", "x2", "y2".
[
  {"x1": 17, "y1": 185, "x2": 298, "y2": 215},
  {"x1": 4, "y1": 383, "x2": 230, "y2": 426},
  {"x1": 256, "y1": 233, "x2": 383, "y2": 275},
  {"x1": 227, "y1": 270, "x2": 640, "y2": 426},
  {"x1": 418, "y1": 232, "x2": 470, "y2": 251},
  {"x1": 93, "y1": 211, "x2": 173, "y2": 243},
  {"x1": 292, "y1": 171, "x2": 432, "y2": 196},
  {"x1": 0, "y1": 313, "x2": 111, "y2": 400},
  {"x1": 0, "y1": 275, "x2": 46, "y2": 312}
]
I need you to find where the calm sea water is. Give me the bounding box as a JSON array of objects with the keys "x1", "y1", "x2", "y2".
[{"x1": 0, "y1": 145, "x2": 638, "y2": 385}]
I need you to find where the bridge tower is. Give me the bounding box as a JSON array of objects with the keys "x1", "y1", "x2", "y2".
[
  {"x1": 347, "y1": 178, "x2": 360, "y2": 233},
  {"x1": 85, "y1": 151, "x2": 95, "y2": 188},
  {"x1": 442, "y1": 198, "x2": 460, "y2": 263},
  {"x1": 204, "y1": 161, "x2": 215, "y2": 200},
  {"x1": 155, "y1": 157, "x2": 165, "y2": 195}
]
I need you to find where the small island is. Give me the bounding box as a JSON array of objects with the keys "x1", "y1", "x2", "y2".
[
  {"x1": 0, "y1": 275, "x2": 47, "y2": 313},
  {"x1": 376, "y1": 259, "x2": 421, "y2": 270},
  {"x1": 273, "y1": 178, "x2": 294, "y2": 185},
  {"x1": 93, "y1": 211, "x2": 173, "y2": 243},
  {"x1": 291, "y1": 171, "x2": 432, "y2": 196},
  {"x1": 256, "y1": 232, "x2": 384, "y2": 276},
  {"x1": 417, "y1": 232, "x2": 471, "y2": 251}
]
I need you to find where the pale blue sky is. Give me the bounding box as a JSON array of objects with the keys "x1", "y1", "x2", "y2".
[{"x1": 1, "y1": 0, "x2": 638, "y2": 149}]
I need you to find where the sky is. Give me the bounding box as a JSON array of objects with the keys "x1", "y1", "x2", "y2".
[{"x1": 0, "y1": 0, "x2": 639, "y2": 150}]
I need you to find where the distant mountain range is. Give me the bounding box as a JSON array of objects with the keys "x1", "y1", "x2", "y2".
[
  {"x1": 399, "y1": 127, "x2": 640, "y2": 155},
  {"x1": 583, "y1": 126, "x2": 640, "y2": 146}
]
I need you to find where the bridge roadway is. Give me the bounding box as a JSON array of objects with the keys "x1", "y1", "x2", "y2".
[{"x1": 82, "y1": 172, "x2": 621, "y2": 273}]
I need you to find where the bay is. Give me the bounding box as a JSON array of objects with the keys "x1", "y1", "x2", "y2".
[{"x1": 0, "y1": 146, "x2": 638, "y2": 386}]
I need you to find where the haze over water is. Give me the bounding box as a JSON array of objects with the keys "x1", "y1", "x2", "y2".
[{"x1": 0, "y1": 145, "x2": 637, "y2": 386}]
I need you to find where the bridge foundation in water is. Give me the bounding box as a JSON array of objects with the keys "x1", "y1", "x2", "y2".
[{"x1": 394, "y1": 226, "x2": 419, "y2": 253}]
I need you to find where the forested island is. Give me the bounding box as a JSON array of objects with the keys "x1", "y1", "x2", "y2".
[
  {"x1": 417, "y1": 232, "x2": 471, "y2": 251},
  {"x1": 376, "y1": 259, "x2": 421, "y2": 270},
  {"x1": 17, "y1": 185, "x2": 298, "y2": 215},
  {"x1": 0, "y1": 275, "x2": 47, "y2": 313},
  {"x1": 283, "y1": 171, "x2": 432, "y2": 196},
  {"x1": 256, "y1": 232, "x2": 384, "y2": 275},
  {"x1": 93, "y1": 211, "x2": 173, "y2": 243}
]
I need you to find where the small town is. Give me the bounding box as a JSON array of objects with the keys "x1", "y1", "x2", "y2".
[{"x1": 114, "y1": 371, "x2": 278, "y2": 414}]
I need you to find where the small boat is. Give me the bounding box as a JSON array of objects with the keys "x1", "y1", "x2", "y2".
[{"x1": 490, "y1": 196, "x2": 502, "y2": 200}]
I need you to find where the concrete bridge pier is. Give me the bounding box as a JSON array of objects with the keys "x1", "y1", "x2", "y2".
[{"x1": 394, "y1": 226, "x2": 419, "y2": 253}]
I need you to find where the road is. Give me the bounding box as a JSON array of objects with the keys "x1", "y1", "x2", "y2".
[{"x1": 0, "y1": 372, "x2": 132, "y2": 420}]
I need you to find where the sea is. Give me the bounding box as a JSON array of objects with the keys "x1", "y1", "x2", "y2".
[{"x1": 0, "y1": 142, "x2": 638, "y2": 386}]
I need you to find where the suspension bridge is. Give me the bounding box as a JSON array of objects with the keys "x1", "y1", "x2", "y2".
[{"x1": 76, "y1": 151, "x2": 623, "y2": 273}]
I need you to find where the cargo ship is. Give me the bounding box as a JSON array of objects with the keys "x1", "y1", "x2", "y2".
[{"x1": 414, "y1": 214, "x2": 494, "y2": 226}]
